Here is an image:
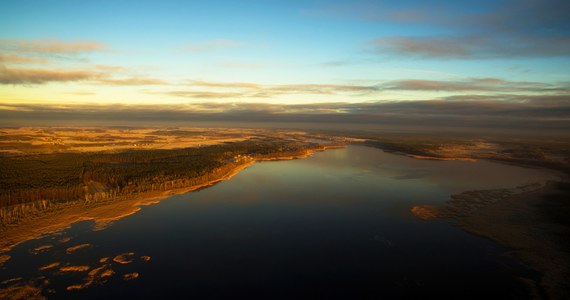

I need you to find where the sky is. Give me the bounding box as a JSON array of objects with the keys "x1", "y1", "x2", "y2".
[{"x1": 0, "y1": 0, "x2": 569, "y2": 132}]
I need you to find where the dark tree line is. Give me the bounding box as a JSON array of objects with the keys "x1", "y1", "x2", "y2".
[{"x1": 0, "y1": 140, "x2": 312, "y2": 209}]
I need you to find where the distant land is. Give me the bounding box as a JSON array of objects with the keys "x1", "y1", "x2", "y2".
[{"x1": 0, "y1": 126, "x2": 569, "y2": 299}]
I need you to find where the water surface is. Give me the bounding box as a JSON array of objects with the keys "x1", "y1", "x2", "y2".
[{"x1": 0, "y1": 146, "x2": 556, "y2": 299}]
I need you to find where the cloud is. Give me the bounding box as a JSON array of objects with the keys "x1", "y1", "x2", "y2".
[
  {"x1": 0, "y1": 66, "x2": 101, "y2": 84},
  {"x1": 381, "y1": 78, "x2": 570, "y2": 93},
  {"x1": 441, "y1": 94, "x2": 570, "y2": 106},
  {"x1": 181, "y1": 39, "x2": 244, "y2": 52},
  {"x1": 267, "y1": 84, "x2": 378, "y2": 95},
  {"x1": 0, "y1": 38, "x2": 109, "y2": 54},
  {"x1": 372, "y1": 35, "x2": 570, "y2": 59},
  {"x1": 98, "y1": 77, "x2": 167, "y2": 86},
  {"x1": 307, "y1": 0, "x2": 570, "y2": 32},
  {"x1": 323, "y1": 0, "x2": 570, "y2": 59},
  {"x1": 460, "y1": 0, "x2": 570, "y2": 35},
  {"x1": 148, "y1": 78, "x2": 568, "y2": 100},
  {"x1": 0, "y1": 38, "x2": 110, "y2": 66},
  {"x1": 156, "y1": 91, "x2": 245, "y2": 99},
  {"x1": 2, "y1": 97, "x2": 568, "y2": 133},
  {"x1": 188, "y1": 80, "x2": 260, "y2": 89},
  {"x1": 147, "y1": 81, "x2": 381, "y2": 99},
  {"x1": 303, "y1": 2, "x2": 441, "y2": 24},
  {"x1": 0, "y1": 65, "x2": 167, "y2": 86},
  {"x1": 0, "y1": 54, "x2": 47, "y2": 64}
]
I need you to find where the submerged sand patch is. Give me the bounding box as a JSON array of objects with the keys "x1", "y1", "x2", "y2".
[
  {"x1": 66, "y1": 264, "x2": 115, "y2": 291},
  {"x1": 0, "y1": 282, "x2": 46, "y2": 300},
  {"x1": 411, "y1": 155, "x2": 477, "y2": 162},
  {"x1": 100, "y1": 269, "x2": 115, "y2": 278},
  {"x1": 66, "y1": 244, "x2": 92, "y2": 254},
  {"x1": 113, "y1": 252, "x2": 135, "y2": 265},
  {"x1": 59, "y1": 265, "x2": 90, "y2": 272},
  {"x1": 410, "y1": 205, "x2": 440, "y2": 220},
  {"x1": 38, "y1": 262, "x2": 60, "y2": 271},
  {"x1": 31, "y1": 245, "x2": 53, "y2": 254},
  {"x1": 58, "y1": 237, "x2": 71, "y2": 244},
  {"x1": 122, "y1": 273, "x2": 139, "y2": 281}
]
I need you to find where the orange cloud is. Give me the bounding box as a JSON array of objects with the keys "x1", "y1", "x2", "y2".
[
  {"x1": 0, "y1": 54, "x2": 47, "y2": 64},
  {"x1": 1, "y1": 38, "x2": 109, "y2": 54},
  {"x1": 98, "y1": 77, "x2": 167, "y2": 86},
  {"x1": 189, "y1": 80, "x2": 260, "y2": 89},
  {"x1": 381, "y1": 78, "x2": 569, "y2": 93},
  {"x1": 1, "y1": 98, "x2": 568, "y2": 134},
  {"x1": 170, "y1": 80, "x2": 380, "y2": 99},
  {"x1": 159, "y1": 90, "x2": 244, "y2": 99},
  {"x1": 0, "y1": 67, "x2": 101, "y2": 84},
  {"x1": 0, "y1": 65, "x2": 166, "y2": 86}
]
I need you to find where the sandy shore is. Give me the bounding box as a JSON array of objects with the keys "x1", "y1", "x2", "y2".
[
  {"x1": 410, "y1": 155, "x2": 477, "y2": 162},
  {"x1": 413, "y1": 181, "x2": 570, "y2": 299},
  {"x1": 0, "y1": 149, "x2": 324, "y2": 254}
]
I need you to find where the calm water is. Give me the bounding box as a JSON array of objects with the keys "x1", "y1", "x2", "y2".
[{"x1": 0, "y1": 146, "x2": 557, "y2": 299}]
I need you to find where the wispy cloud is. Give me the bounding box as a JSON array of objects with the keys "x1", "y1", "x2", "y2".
[
  {"x1": 181, "y1": 39, "x2": 244, "y2": 52},
  {"x1": 149, "y1": 81, "x2": 381, "y2": 99},
  {"x1": 188, "y1": 80, "x2": 260, "y2": 89},
  {"x1": 1, "y1": 98, "x2": 568, "y2": 132},
  {"x1": 0, "y1": 66, "x2": 102, "y2": 84},
  {"x1": 98, "y1": 77, "x2": 167, "y2": 86},
  {"x1": 381, "y1": 78, "x2": 570, "y2": 93},
  {"x1": 0, "y1": 38, "x2": 109, "y2": 54},
  {"x1": 0, "y1": 53, "x2": 47, "y2": 64},
  {"x1": 0, "y1": 66, "x2": 167, "y2": 86},
  {"x1": 0, "y1": 38, "x2": 110, "y2": 66},
  {"x1": 371, "y1": 35, "x2": 570, "y2": 59},
  {"x1": 302, "y1": 2, "x2": 440, "y2": 24},
  {"x1": 267, "y1": 83, "x2": 378, "y2": 95},
  {"x1": 153, "y1": 90, "x2": 245, "y2": 99},
  {"x1": 312, "y1": 0, "x2": 570, "y2": 59},
  {"x1": 142, "y1": 78, "x2": 569, "y2": 100}
]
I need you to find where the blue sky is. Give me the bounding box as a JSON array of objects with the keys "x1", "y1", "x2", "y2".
[{"x1": 0, "y1": 0, "x2": 569, "y2": 129}]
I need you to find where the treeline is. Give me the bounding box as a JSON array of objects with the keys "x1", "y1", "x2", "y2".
[
  {"x1": 0, "y1": 140, "x2": 312, "y2": 210},
  {"x1": 363, "y1": 140, "x2": 438, "y2": 157}
]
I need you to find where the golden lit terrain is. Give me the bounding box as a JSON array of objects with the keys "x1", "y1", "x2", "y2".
[{"x1": 0, "y1": 127, "x2": 335, "y2": 154}]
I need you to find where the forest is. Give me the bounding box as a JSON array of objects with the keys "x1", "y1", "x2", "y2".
[{"x1": 0, "y1": 140, "x2": 315, "y2": 226}]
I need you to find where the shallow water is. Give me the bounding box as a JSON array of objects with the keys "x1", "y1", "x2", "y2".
[{"x1": 0, "y1": 146, "x2": 557, "y2": 299}]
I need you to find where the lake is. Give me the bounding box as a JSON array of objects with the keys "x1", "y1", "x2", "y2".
[{"x1": 0, "y1": 146, "x2": 557, "y2": 299}]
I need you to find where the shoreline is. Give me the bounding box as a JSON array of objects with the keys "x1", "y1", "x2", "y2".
[
  {"x1": 412, "y1": 181, "x2": 570, "y2": 299},
  {"x1": 410, "y1": 154, "x2": 477, "y2": 162},
  {"x1": 454, "y1": 181, "x2": 570, "y2": 299},
  {"x1": 371, "y1": 142, "x2": 570, "y2": 299},
  {"x1": 0, "y1": 148, "x2": 326, "y2": 255}
]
